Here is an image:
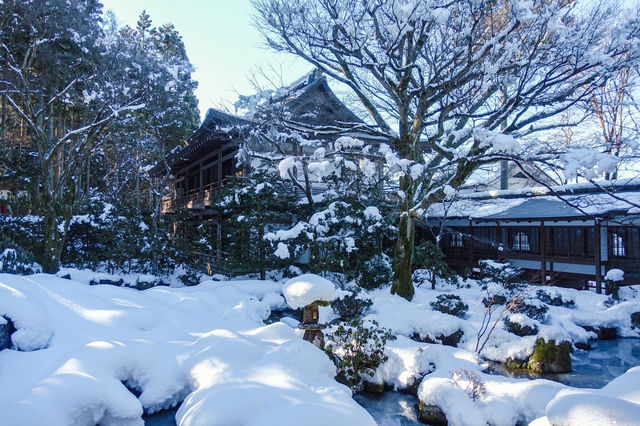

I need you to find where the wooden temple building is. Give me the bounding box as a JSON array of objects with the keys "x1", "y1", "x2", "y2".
[
  {"x1": 159, "y1": 70, "x2": 363, "y2": 215},
  {"x1": 422, "y1": 179, "x2": 640, "y2": 292},
  {"x1": 157, "y1": 70, "x2": 365, "y2": 272}
]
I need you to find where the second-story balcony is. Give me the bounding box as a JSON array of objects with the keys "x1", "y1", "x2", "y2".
[{"x1": 161, "y1": 182, "x2": 226, "y2": 214}]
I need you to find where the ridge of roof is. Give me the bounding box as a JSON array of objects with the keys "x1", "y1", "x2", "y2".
[{"x1": 461, "y1": 177, "x2": 640, "y2": 201}]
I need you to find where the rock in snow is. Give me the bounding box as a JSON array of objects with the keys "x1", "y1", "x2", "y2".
[{"x1": 282, "y1": 274, "x2": 335, "y2": 309}]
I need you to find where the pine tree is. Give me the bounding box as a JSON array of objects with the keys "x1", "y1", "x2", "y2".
[{"x1": 216, "y1": 170, "x2": 300, "y2": 279}]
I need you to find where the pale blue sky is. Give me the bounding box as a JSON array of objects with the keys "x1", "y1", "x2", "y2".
[{"x1": 101, "y1": 0, "x2": 309, "y2": 120}]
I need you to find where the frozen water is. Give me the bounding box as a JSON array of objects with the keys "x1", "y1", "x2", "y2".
[{"x1": 354, "y1": 392, "x2": 420, "y2": 426}]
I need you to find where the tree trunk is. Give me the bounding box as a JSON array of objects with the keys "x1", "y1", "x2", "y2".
[
  {"x1": 1, "y1": 95, "x2": 6, "y2": 145},
  {"x1": 259, "y1": 223, "x2": 266, "y2": 280},
  {"x1": 41, "y1": 168, "x2": 74, "y2": 274},
  {"x1": 42, "y1": 199, "x2": 61, "y2": 274},
  {"x1": 151, "y1": 193, "x2": 162, "y2": 275},
  {"x1": 391, "y1": 211, "x2": 416, "y2": 301}
]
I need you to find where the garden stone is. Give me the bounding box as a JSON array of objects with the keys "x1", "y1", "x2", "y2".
[
  {"x1": 631, "y1": 312, "x2": 640, "y2": 328},
  {"x1": 527, "y1": 338, "x2": 572, "y2": 374},
  {"x1": 437, "y1": 329, "x2": 464, "y2": 347},
  {"x1": 574, "y1": 342, "x2": 591, "y2": 350},
  {"x1": 362, "y1": 380, "x2": 385, "y2": 394},
  {"x1": 0, "y1": 315, "x2": 15, "y2": 350},
  {"x1": 417, "y1": 401, "x2": 447, "y2": 425},
  {"x1": 582, "y1": 325, "x2": 618, "y2": 340},
  {"x1": 482, "y1": 295, "x2": 507, "y2": 307},
  {"x1": 90, "y1": 278, "x2": 124, "y2": 286}
]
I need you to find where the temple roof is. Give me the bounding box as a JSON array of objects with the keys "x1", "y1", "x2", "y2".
[
  {"x1": 425, "y1": 178, "x2": 640, "y2": 223},
  {"x1": 161, "y1": 70, "x2": 364, "y2": 172}
]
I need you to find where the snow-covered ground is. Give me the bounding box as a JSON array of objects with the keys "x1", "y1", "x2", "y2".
[
  {"x1": 1, "y1": 271, "x2": 639, "y2": 425},
  {"x1": 0, "y1": 273, "x2": 373, "y2": 426},
  {"x1": 362, "y1": 278, "x2": 640, "y2": 364},
  {"x1": 357, "y1": 277, "x2": 640, "y2": 425}
]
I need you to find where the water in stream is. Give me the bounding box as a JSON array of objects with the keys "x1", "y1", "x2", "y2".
[
  {"x1": 487, "y1": 337, "x2": 640, "y2": 388},
  {"x1": 143, "y1": 338, "x2": 640, "y2": 425}
]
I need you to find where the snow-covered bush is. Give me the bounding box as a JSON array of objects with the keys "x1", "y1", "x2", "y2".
[
  {"x1": 216, "y1": 172, "x2": 301, "y2": 279},
  {"x1": 0, "y1": 215, "x2": 43, "y2": 266},
  {"x1": 326, "y1": 319, "x2": 396, "y2": 391},
  {"x1": 178, "y1": 266, "x2": 201, "y2": 287},
  {"x1": 61, "y1": 197, "x2": 207, "y2": 279},
  {"x1": 536, "y1": 289, "x2": 575, "y2": 308},
  {"x1": 63, "y1": 198, "x2": 154, "y2": 273},
  {"x1": 413, "y1": 240, "x2": 456, "y2": 289},
  {"x1": 358, "y1": 253, "x2": 393, "y2": 290},
  {"x1": 479, "y1": 260, "x2": 525, "y2": 291},
  {"x1": 503, "y1": 314, "x2": 539, "y2": 337},
  {"x1": 430, "y1": 294, "x2": 468, "y2": 318},
  {"x1": 162, "y1": 208, "x2": 210, "y2": 276},
  {"x1": 0, "y1": 238, "x2": 40, "y2": 275},
  {"x1": 307, "y1": 201, "x2": 395, "y2": 286},
  {"x1": 331, "y1": 288, "x2": 373, "y2": 320},
  {"x1": 513, "y1": 299, "x2": 548, "y2": 321}
]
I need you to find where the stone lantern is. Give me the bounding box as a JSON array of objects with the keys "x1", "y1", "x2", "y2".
[
  {"x1": 298, "y1": 301, "x2": 329, "y2": 348},
  {"x1": 282, "y1": 274, "x2": 335, "y2": 348}
]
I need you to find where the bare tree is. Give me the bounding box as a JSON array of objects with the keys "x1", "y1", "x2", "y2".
[
  {"x1": 252, "y1": 0, "x2": 640, "y2": 299},
  {"x1": 588, "y1": 62, "x2": 639, "y2": 180}
]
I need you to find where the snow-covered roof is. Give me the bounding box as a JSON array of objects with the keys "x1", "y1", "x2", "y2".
[
  {"x1": 236, "y1": 69, "x2": 364, "y2": 127},
  {"x1": 426, "y1": 178, "x2": 640, "y2": 222},
  {"x1": 458, "y1": 161, "x2": 559, "y2": 193},
  {"x1": 160, "y1": 70, "x2": 366, "y2": 172}
]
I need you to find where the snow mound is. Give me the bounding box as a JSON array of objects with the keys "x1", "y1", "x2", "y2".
[
  {"x1": 0, "y1": 279, "x2": 53, "y2": 350},
  {"x1": 0, "y1": 273, "x2": 373, "y2": 425},
  {"x1": 283, "y1": 274, "x2": 335, "y2": 309},
  {"x1": 604, "y1": 268, "x2": 624, "y2": 282},
  {"x1": 376, "y1": 336, "x2": 568, "y2": 426},
  {"x1": 535, "y1": 366, "x2": 640, "y2": 426}
]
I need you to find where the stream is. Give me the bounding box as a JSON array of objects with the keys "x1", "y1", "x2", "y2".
[{"x1": 143, "y1": 338, "x2": 640, "y2": 425}]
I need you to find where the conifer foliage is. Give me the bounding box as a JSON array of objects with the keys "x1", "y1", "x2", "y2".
[
  {"x1": 0, "y1": 2, "x2": 199, "y2": 273},
  {"x1": 216, "y1": 170, "x2": 301, "y2": 279}
]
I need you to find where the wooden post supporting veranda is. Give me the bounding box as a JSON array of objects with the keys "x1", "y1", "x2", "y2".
[
  {"x1": 468, "y1": 220, "x2": 474, "y2": 270},
  {"x1": 540, "y1": 221, "x2": 546, "y2": 285},
  {"x1": 497, "y1": 222, "x2": 503, "y2": 261},
  {"x1": 595, "y1": 219, "x2": 602, "y2": 294}
]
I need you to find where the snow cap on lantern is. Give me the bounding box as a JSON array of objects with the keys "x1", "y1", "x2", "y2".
[{"x1": 282, "y1": 273, "x2": 335, "y2": 309}]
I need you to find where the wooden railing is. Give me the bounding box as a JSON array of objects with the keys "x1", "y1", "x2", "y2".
[
  {"x1": 161, "y1": 182, "x2": 225, "y2": 213},
  {"x1": 161, "y1": 179, "x2": 397, "y2": 214},
  {"x1": 196, "y1": 250, "x2": 230, "y2": 275}
]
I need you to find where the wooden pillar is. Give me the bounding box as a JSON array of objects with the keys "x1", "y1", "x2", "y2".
[
  {"x1": 496, "y1": 222, "x2": 503, "y2": 261},
  {"x1": 595, "y1": 219, "x2": 602, "y2": 294},
  {"x1": 199, "y1": 159, "x2": 204, "y2": 198},
  {"x1": 540, "y1": 221, "x2": 546, "y2": 285},
  {"x1": 218, "y1": 149, "x2": 222, "y2": 184},
  {"x1": 468, "y1": 220, "x2": 474, "y2": 269}
]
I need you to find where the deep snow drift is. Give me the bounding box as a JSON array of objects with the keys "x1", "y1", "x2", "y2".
[{"x1": 0, "y1": 273, "x2": 374, "y2": 426}]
